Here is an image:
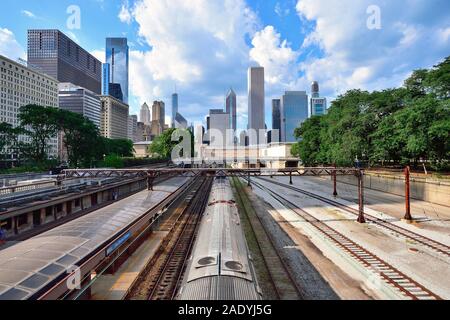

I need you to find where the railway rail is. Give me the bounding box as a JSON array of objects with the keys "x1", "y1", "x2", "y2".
[
  {"x1": 248, "y1": 178, "x2": 442, "y2": 300},
  {"x1": 257, "y1": 177, "x2": 450, "y2": 258},
  {"x1": 231, "y1": 177, "x2": 302, "y2": 300},
  {"x1": 126, "y1": 177, "x2": 213, "y2": 300}
]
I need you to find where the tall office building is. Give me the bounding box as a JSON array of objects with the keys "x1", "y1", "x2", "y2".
[
  {"x1": 171, "y1": 93, "x2": 178, "y2": 128},
  {"x1": 58, "y1": 83, "x2": 101, "y2": 128},
  {"x1": 310, "y1": 81, "x2": 327, "y2": 116},
  {"x1": 27, "y1": 29, "x2": 101, "y2": 94},
  {"x1": 0, "y1": 55, "x2": 59, "y2": 160},
  {"x1": 209, "y1": 109, "x2": 231, "y2": 147},
  {"x1": 151, "y1": 101, "x2": 165, "y2": 136},
  {"x1": 140, "y1": 102, "x2": 151, "y2": 125},
  {"x1": 248, "y1": 67, "x2": 265, "y2": 145},
  {"x1": 226, "y1": 88, "x2": 237, "y2": 133},
  {"x1": 281, "y1": 91, "x2": 309, "y2": 143},
  {"x1": 102, "y1": 63, "x2": 110, "y2": 95},
  {"x1": 174, "y1": 112, "x2": 188, "y2": 129},
  {"x1": 108, "y1": 83, "x2": 123, "y2": 102},
  {"x1": 105, "y1": 38, "x2": 129, "y2": 103},
  {"x1": 272, "y1": 99, "x2": 281, "y2": 143},
  {"x1": 128, "y1": 115, "x2": 138, "y2": 142},
  {"x1": 100, "y1": 95, "x2": 129, "y2": 139}
]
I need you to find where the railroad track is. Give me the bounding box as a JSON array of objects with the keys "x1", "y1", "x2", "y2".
[
  {"x1": 257, "y1": 177, "x2": 450, "y2": 258},
  {"x1": 126, "y1": 177, "x2": 212, "y2": 300},
  {"x1": 249, "y1": 178, "x2": 442, "y2": 300},
  {"x1": 232, "y1": 177, "x2": 303, "y2": 300}
]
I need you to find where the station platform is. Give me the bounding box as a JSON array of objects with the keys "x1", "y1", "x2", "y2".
[{"x1": 91, "y1": 231, "x2": 168, "y2": 300}]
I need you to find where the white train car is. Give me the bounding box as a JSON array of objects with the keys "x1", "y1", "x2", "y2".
[{"x1": 178, "y1": 177, "x2": 262, "y2": 300}]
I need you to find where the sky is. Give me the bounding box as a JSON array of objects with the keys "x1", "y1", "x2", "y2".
[{"x1": 0, "y1": 0, "x2": 449, "y2": 131}]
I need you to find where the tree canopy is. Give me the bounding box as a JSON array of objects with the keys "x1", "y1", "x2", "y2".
[
  {"x1": 0, "y1": 105, "x2": 134, "y2": 169},
  {"x1": 292, "y1": 56, "x2": 450, "y2": 169}
]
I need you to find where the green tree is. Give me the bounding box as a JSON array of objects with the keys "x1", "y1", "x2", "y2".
[
  {"x1": 56, "y1": 110, "x2": 102, "y2": 167},
  {"x1": 150, "y1": 128, "x2": 194, "y2": 160},
  {"x1": 18, "y1": 104, "x2": 60, "y2": 163},
  {"x1": 0, "y1": 123, "x2": 24, "y2": 159}
]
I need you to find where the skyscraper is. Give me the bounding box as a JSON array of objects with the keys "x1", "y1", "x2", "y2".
[
  {"x1": 102, "y1": 63, "x2": 110, "y2": 95},
  {"x1": 27, "y1": 29, "x2": 101, "y2": 94},
  {"x1": 310, "y1": 81, "x2": 327, "y2": 116},
  {"x1": 128, "y1": 115, "x2": 138, "y2": 142},
  {"x1": 281, "y1": 91, "x2": 309, "y2": 142},
  {"x1": 209, "y1": 109, "x2": 231, "y2": 147},
  {"x1": 105, "y1": 38, "x2": 129, "y2": 103},
  {"x1": 151, "y1": 101, "x2": 165, "y2": 136},
  {"x1": 174, "y1": 112, "x2": 188, "y2": 129},
  {"x1": 226, "y1": 88, "x2": 237, "y2": 133},
  {"x1": 272, "y1": 99, "x2": 281, "y2": 143},
  {"x1": 100, "y1": 95, "x2": 129, "y2": 139},
  {"x1": 58, "y1": 83, "x2": 102, "y2": 128},
  {"x1": 140, "y1": 102, "x2": 151, "y2": 125},
  {"x1": 248, "y1": 67, "x2": 265, "y2": 145},
  {"x1": 172, "y1": 93, "x2": 178, "y2": 128}
]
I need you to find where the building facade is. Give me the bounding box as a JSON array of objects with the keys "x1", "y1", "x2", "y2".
[
  {"x1": 99, "y1": 95, "x2": 129, "y2": 139},
  {"x1": 174, "y1": 112, "x2": 188, "y2": 129},
  {"x1": 151, "y1": 101, "x2": 165, "y2": 136},
  {"x1": 248, "y1": 67, "x2": 265, "y2": 145},
  {"x1": 310, "y1": 82, "x2": 327, "y2": 116},
  {"x1": 272, "y1": 99, "x2": 281, "y2": 143},
  {"x1": 0, "y1": 55, "x2": 59, "y2": 160},
  {"x1": 105, "y1": 38, "x2": 129, "y2": 103},
  {"x1": 27, "y1": 29, "x2": 101, "y2": 94},
  {"x1": 136, "y1": 121, "x2": 152, "y2": 142},
  {"x1": 128, "y1": 114, "x2": 138, "y2": 142},
  {"x1": 281, "y1": 91, "x2": 309, "y2": 143},
  {"x1": 171, "y1": 93, "x2": 178, "y2": 128},
  {"x1": 226, "y1": 88, "x2": 237, "y2": 134},
  {"x1": 58, "y1": 83, "x2": 101, "y2": 128},
  {"x1": 102, "y1": 63, "x2": 110, "y2": 96},
  {"x1": 209, "y1": 109, "x2": 231, "y2": 147},
  {"x1": 140, "y1": 102, "x2": 151, "y2": 125}
]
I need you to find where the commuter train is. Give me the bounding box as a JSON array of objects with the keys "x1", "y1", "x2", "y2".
[{"x1": 177, "y1": 176, "x2": 262, "y2": 300}]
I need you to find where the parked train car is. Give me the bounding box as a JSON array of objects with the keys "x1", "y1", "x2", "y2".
[{"x1": 177, "y1": 176, "x2": 262, "y2": 300}]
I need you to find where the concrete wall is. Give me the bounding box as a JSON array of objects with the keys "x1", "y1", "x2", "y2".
[{"x1": 336, "y1": 173, "x2": 450, "y2": 207}]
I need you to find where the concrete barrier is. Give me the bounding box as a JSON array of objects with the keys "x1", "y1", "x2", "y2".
[{"x1": 335, "y1": 173, "x2": 450, "y2": 207}]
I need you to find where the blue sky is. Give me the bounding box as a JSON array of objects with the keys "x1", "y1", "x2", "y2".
[{"x1": 0, "y1": 0, "x2": 449, "y2": 131}]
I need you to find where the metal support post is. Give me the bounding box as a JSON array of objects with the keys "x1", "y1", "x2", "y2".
[
  {"x1": 357, "y1": 170, "x2": 366, "y2": 223},
  {"x1": 333, "y1": 164, "x2": 338, "y2": 197},
  {"x1": 147, "y1": 172, "x2": 155, "y2": 191},
  {"x1": 404, "y1": 166, "x2": 412, "y2": 221},
  {"x1": 289, "y1": 171, "x2": 293, "y2": 185},
  {"x1": 247, "y1": 172, "x2": 251, "y2": 187}
]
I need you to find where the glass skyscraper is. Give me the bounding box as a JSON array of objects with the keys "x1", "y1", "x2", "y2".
[
  {"x1": 281, "y1": 91, "x2": 309, "y2": 142},
  {"x1": 102, "y1": 63, "x2": 110, "y2": 95},
  {"x1": 105, "y1": 38, "x2": 129, "y2": 103},
  {"x1": 272, "y1": 99, "x2": 281, "y2": 143},
  {"x1": 172, "y1": 93, "x2": 178, "y2": 128}
]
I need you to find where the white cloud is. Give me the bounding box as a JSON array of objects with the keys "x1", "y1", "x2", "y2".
[
  {"x1": 127, "y1": 0, "x2": 260, "y2": 127},
  {"x1": 118, "y1": 1, "x2": 132, "y2": 24},
  {"x1": 274, "y1": 2, "x2": 290, "y2": 17},
  {"x1": 21, "y1": 10, "x2": 36, "y2": 18},
  {"x1": 0, "y1": 28, "x2": 26, "y2": 60},
  {"x1": 90, "y1": 49, "x2": 105, "y2": 63},
  {"x1": 250, "y1": 26, "x2": 300, "y2": 86},
  {"x1": 296, "y1": 0, "x2": 450, "y2": 99}
]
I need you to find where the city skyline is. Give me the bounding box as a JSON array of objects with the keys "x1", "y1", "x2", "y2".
[{"x1": 0, "y1": 0, "x2": 448, "y2": 131}]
